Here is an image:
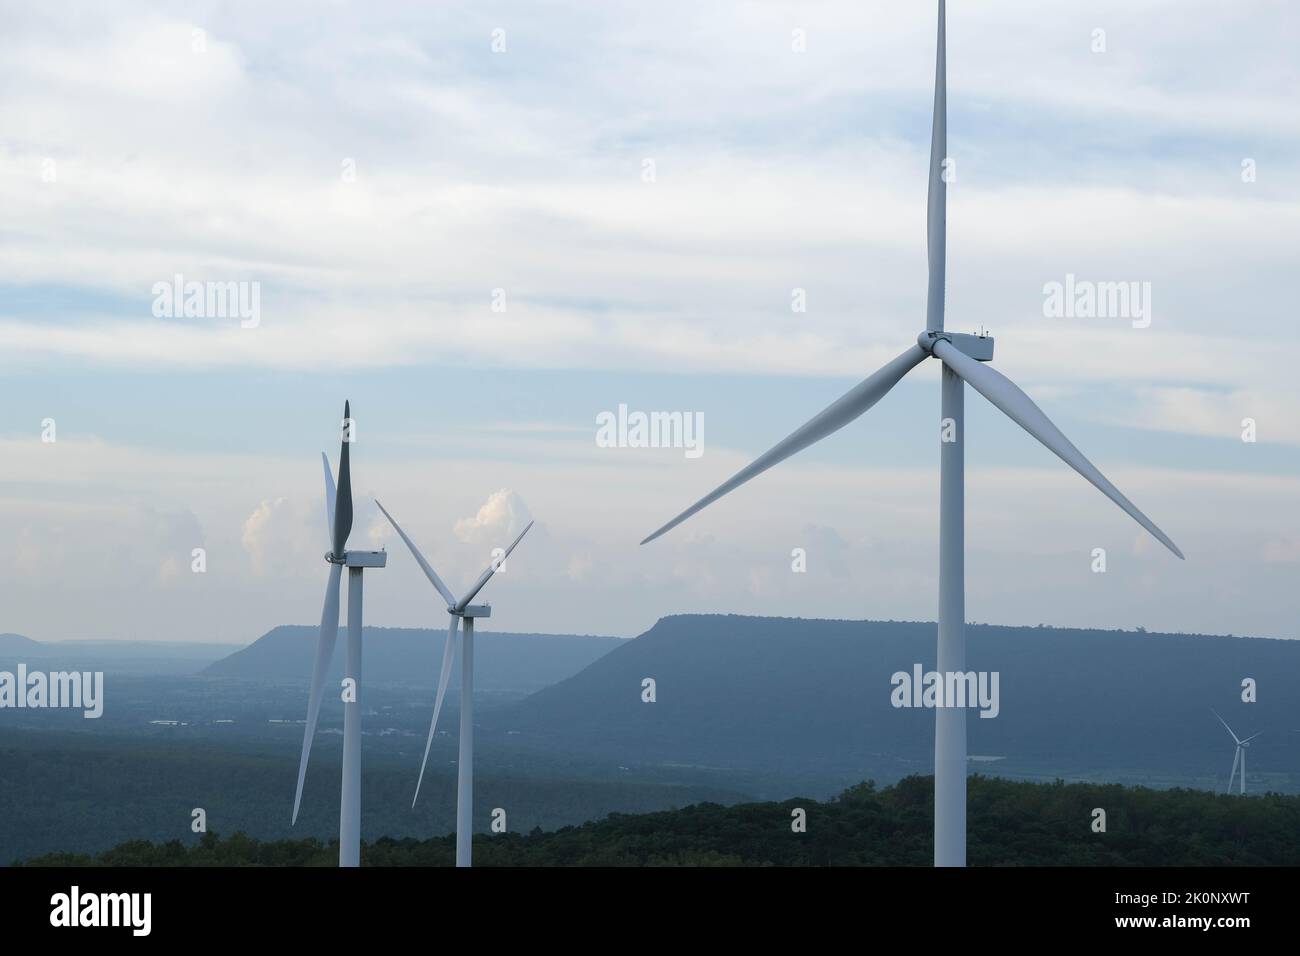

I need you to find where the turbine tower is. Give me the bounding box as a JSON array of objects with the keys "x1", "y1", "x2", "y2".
[
  {"x1": 1213, "y1": 710, "x2": 1260, "y2": 796},
  {"x1": 640, "y1": 0, "x2": 1183, "y2": 868},
  {"x1": 375, "y1": 499, "x2": 533, "y2": 867},
  {"x1": 291, "y1": 401, "x2": 387, "y2": 867}
]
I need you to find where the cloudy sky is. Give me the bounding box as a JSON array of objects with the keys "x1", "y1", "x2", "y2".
[{"x1": 2, "y1": 0, "x2": 1297, "y2": 644}]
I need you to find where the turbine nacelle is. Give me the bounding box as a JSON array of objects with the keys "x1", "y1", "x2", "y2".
[
  {"x1": 451, "y1": 604, "x2": 492, "y2": 618},
  {"x1": 918, "y1": 330, "x2": 995, "y2": 362},
  {"x1": 324, "y1": 550, "x2": 389, "y2": 567}
]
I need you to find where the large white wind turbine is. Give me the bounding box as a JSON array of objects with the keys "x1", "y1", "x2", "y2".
[
  {"x1": 375, "y1": 499, "x2": 533, "y2": 867},
  {"x1": 1213, "y1": 710, "x2": 1261, "y2": 796},
  {"x1": 291, "y1": 401, "x2": 388, "y2": 867},
  {"x1": 640, "y1": 0, "x2": 1183, "y2": 868}
]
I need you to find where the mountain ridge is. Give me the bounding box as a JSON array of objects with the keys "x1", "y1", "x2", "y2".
[
  {"x1": 204, "y1": 624, "x2": 625, "y2": 692},
  {"x1": 481, "y1": 613, "x2": 1300, "y2": 794}
]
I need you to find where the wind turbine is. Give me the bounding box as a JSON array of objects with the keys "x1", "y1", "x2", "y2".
[
  {"x1": 640, "y1": 0, "x2": 1183, "y2": 868},
  {"x1": 1213, "y1": 710, "x2": 1261, "y2": 796},
  {"x1": 374, "y1": 498, "x2": 533, "y2": 867},
  {"x1": 291, "y1": 401, "x2": 387, "y2": 867}
]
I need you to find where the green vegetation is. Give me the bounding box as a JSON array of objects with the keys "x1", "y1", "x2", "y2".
[
  {"x1": 22, "y1": 775, "x2": 1300, "y2": 866},
  {"x1": 0, "y1": 727, "x2": 747, "y2": 864}
]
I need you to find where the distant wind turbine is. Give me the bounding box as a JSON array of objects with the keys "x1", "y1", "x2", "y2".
[
  {"x1": 1213, "y1": 709, "x2": 1261, "y2": 796},
  {"x1": 376, "y1": 499, "x2": 533, "y2": 868},
  {"x1": 291, "y1": 401, "x2": 388, "y2": 867},
  {"x1": 640, "y1": 0, "x2": 1183, "y2": 868}
]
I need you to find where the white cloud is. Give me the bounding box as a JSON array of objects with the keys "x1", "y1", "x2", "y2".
[
  {"x1": 453, "y1": 489, "x2": 532, "y2": 546},
  {"x1": 143, "y1": 505, "x2": 204, "y2": 585},
  {"x1": 241, "y1": 496, "x2": 319, "y2": 578}
]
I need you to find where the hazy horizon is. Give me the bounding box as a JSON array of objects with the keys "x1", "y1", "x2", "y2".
[{"x1": 7, "y1": 610, "x2": 1295, "y2": 649}]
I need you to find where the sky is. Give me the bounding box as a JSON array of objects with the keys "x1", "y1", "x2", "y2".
[{"x1": 1, "y1": 0, "x2": 1298, "y2": 644}]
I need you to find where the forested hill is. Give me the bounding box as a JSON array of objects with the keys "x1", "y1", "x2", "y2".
[
  {"x1": 205, "y1": 625, "x2": 622, "y2": 690},
  {"x1": 488, "y1": 615, "x2": 1300, "y2": 790},
  {"x1": 23, "y1": 776, "x2": 1300, "y2": 867}
]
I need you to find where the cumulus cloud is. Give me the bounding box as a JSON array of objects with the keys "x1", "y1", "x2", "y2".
[
  {"x1": 365, "y1": 510, "x2": 391, "y2": 550},
  {"x1": 241, "y1": 496, "x2": 319, "y2": 577},
  {"x1": 141, "y1": 505, "x2": 204, "y2": 585},
  {"x1": 453, "y1": 489, "x2": 532, "y2": 546}
]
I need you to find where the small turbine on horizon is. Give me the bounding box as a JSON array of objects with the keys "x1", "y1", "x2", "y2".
[
  {"x1": 376, "y1": 498, "x2": 533, "y2": 868},
  {"x1": 640, "y1": 0, "x2": 1183, "y2": 868},
  {"x1": 1213, "y1": 709, "x2": 1261, "y2": 796},
  {"x1": 291, "y1": 401, "x2": 387, "y2": 867}
]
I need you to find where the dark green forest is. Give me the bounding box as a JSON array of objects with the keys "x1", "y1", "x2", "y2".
[
  {"x1": 0, "y1": 727, "x2": 745, "y2": 864},
  {"x1": 22, "y1": 775, "x2": 1300, "y2": 867}
]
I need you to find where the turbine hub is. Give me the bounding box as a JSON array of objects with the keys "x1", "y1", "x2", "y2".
[{"x1": 917, "y1": 330, "x2": 948, "y2": 355}]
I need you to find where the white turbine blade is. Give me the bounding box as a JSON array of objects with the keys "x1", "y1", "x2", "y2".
[
  {"x1": 1212, "y1": 708, "x2": 1241, "y2": 745},
  {"x1": 292, "y1": 561, "x2": 342, "y2": 824},
  {"x1": 1227, "y1": 746, "x2": 1240, "y2": 793},
  {"x1": 925, "y1": 0, "x2": 948, "y2": 332},
  {"x1": 374, "y1": 499, "x2": 457, "y2": 608},
  {"x1": 1240, "y1": 731, "x2": 1263, "y2": 744},
  {"x1": 413, "y1": 616, "x2": 459, "y2": 807},
  {"x1": 641, "y1": 344, "x2": 928, "y2": 545},
  {"x1": 455, "y1": 520, "x2": 535, "y2": 612},
  {"x1": 932, "y1": 341, "x2": 1183, "y2": 560},
  {"x1": 321, "y1": 452, "x2": 336, "y2": 547}
]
